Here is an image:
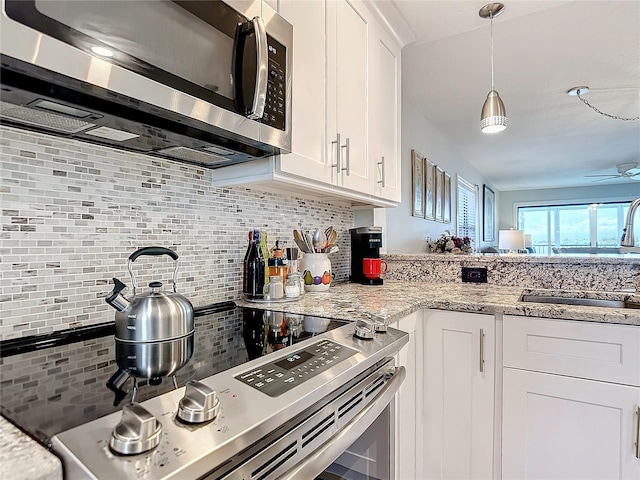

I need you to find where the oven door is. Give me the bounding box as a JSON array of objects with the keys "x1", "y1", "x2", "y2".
[
  {"x1": 276, "y1": 365, "x2": 404, "y2": 480},
  {"x1": 317, "y1": 403, "x2": 394, "y2": 480}
]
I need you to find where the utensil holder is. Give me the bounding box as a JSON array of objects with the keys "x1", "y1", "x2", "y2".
[{"x1": 299, "y1": 253, "x2": 332, "y2": 292}]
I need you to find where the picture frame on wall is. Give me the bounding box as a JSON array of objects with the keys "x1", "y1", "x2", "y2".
[
  {"x1": 483, "y1": 185, "x2": 495, "y2": 241},
  {"x1": 443, "y1": 173, "x2": 451, "y2": 223},
  {"x1": 411, "y1": 150, "x2": 425, "y2": 217},
  {"x1": 435, "y1": 166, "x2": 444, "y2": 221},
  {"x1": 424, "y1": 159, "x2": 436, "y2": 220}
]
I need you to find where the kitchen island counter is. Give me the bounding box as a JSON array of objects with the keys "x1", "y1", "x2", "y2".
[{"x1": 236, "y1": 281, "x2": 640, "y2": 326}]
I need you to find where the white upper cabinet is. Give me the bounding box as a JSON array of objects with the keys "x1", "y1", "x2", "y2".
[
  {"x1": 326, "y1": 0, "x2": 372, "y2": 195},
  {"x1": 369, "y1": 21, "x2": 401, "y2": 202},
  {"x1": 276, "y1": 0, "x2": 333, "y2": 185},
  {"x1": 211, "y1": 0, "x2": 404, "y2": 207}
]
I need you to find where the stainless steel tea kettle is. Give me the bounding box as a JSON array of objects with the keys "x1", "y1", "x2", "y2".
[{"x1": 105, "y1": 246, "x2": 194, "y2": 405}]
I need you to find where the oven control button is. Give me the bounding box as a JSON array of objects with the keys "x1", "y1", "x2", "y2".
[
  {"x1": 177, "y1": 380, "x2": 220, "y2": 424},
  {"x1": 109, "y1": 403, "x2": 162, "y2": 455}
]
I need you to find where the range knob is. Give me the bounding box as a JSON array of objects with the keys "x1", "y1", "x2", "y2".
[
  {"x1": 109, "y1": 403, "x2": 162, "y2": 455},
  {"x1": 353, "y1": 319, "x2": 375, "y2": 340},
  {"x1": 177, "y1": 380, "x2": 220, "y2": 424}
]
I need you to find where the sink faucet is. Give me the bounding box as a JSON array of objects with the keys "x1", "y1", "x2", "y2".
[{"x1": 620, "y1": 197, "x2": 640, "y2": 253}]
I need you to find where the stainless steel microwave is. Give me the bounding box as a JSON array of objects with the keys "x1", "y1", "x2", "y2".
[{"x1": 0, "y1": 0, "x2": 292, "y2": 168}]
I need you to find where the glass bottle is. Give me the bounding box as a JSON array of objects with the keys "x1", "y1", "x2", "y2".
[
  {"x1": 268, "y1": 240, "x2": 287, "y2": 283},
  {"x1": 285, "y1": 248, "x2": 304, "y2": 296},
  {"x1": 243, "y1": 229, "x2": 266, "y2": 299}
]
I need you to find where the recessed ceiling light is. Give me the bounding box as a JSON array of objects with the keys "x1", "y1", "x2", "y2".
[{"x1": 91, "y1": 46, "x2": 114, "y2": 57}]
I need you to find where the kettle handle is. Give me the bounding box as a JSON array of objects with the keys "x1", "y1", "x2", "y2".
[
  {"x1": 129, "y1": 246, "x2": 179, "y2": 262},
  {"x1": 127, "y1": 246, "x2": 180, "y2": 293}
]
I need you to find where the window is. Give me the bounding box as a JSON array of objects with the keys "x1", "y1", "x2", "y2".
[
  {"x1": 517, "y1": 201, "x2": 633, "y2": 254},
  {"x1": 457, "y1": 175, "x2": 478, "y2": 248}
]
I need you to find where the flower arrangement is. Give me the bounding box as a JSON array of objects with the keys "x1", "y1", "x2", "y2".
[{"x1": 427, "y1": 230, "x2": 473, "y2": 254}]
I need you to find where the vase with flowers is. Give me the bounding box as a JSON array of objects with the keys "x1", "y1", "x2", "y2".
[{"x1": 427, "y1": 230, "x2": 473, "y2": 254}]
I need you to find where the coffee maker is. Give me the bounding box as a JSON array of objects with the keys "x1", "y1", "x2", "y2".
[{"x1": 350, "y1": 226, "x2": 384, "y2": 285}]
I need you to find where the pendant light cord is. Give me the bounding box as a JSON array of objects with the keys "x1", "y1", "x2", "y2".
[{"x1": 490, "y1": 13, "x2": 495, "y2": 90}]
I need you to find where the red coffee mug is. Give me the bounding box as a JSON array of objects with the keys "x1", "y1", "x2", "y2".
[{"x1": 363, "y1": 258, "x2": 388, "y2": 279}]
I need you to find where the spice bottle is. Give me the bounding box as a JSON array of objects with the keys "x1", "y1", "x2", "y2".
[
  {"x1": 268, "y1": 240, "x2": 287, "y2": 283},
  {"x1": 267, "y1": 275, "x2": 284, "y2": 300}
]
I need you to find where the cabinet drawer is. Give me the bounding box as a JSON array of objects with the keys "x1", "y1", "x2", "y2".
[{"x1": 503, "y1": 315, "x2": 640, "y2": 386}]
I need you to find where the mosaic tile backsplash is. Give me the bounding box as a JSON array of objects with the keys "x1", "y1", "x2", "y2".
[{"x1": 0, "y1": 126, "x2": 354, "y2": 340}]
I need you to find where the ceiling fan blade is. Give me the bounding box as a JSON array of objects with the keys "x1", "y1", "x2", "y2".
[{"x1": 591, "y1": 176, "x2": 621, "y2": 183}]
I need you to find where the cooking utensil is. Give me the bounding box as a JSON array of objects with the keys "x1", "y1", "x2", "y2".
[
  {"x1": 325, "y1": 229, "x2": 338, "y2": 250},
  {"x1": 304, "y1": 231, "x2": 315, "y2": 253},
  {"x1": 312, "y1": 228, "x2": 326, "y2": 253},
  {"x1": 293, "y1": 230, "x2": 311, "y2": 253}
]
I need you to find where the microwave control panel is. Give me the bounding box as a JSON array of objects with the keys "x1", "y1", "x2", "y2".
[{"x1": 263, "y1": 35, "x2": 287, "y2": 131}]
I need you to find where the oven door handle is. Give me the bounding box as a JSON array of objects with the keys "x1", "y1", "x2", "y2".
[{"x1": 280, "y1": 365, "x2": 406, "y2": 480}]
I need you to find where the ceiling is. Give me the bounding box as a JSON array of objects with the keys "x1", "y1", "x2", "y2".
[{"x1": 388, "y1": 0, "x2": 640, "y2": 192}]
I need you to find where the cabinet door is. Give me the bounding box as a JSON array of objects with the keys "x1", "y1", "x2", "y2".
[
  {"x1": 423, "y1": 310, "x2": 495, "y2": 480},
  {"x1": 370, "y1": 23, "x2": 401, "y2": 202},
  {"x1": 503, "y1": 368, "x2": 640, "y2": 480},
  {"x1": 327, "y1": 0, "x2": 372, "y2": 194},
  {"x1": 277, "y1": 0, "x2": 333, "y2": 185},
  {"x1": 392, "y1": 311, "x2": 424, "y2": 480}
]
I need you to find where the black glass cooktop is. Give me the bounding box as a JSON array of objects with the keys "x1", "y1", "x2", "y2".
[{"x1": 0, "y1": 303, "x2": 348, "y2": 447}]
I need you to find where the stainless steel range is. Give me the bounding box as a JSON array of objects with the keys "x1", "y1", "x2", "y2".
[{"x1": 0, "y1": 303, "x2": 407, "y2": 479}]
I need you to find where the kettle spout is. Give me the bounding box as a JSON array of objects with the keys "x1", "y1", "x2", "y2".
[
  {"x1": 105, "y1": 277, "x2": 130, "y2": 312},
  {"x1": 106, "y1": 368, "x2": 131, "y2": 406}
]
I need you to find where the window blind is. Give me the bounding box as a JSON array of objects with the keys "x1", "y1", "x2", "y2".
[{"x1": 457, "y1": 175, "x2": 478, "y2": 247}]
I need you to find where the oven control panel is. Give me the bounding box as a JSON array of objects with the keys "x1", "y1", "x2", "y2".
[{"x1": 235, "y1": 339, "x2": 357, "y2": 397}]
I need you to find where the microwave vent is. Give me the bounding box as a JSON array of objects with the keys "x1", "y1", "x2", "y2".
[
  {"x1": 157, "y1": 146, "x2": 230, "y2": 165},
  {"x1": 0, "y1": 101, "x2": 95, "y2": 134}
]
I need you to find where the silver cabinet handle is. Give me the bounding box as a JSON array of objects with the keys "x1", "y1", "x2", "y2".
[
  {"x1": 331, "y1": 133, "x2": 342, "y2": 172},
  {"x1": 340, "y1": 137, "x2": 351, "y2": 177},
  {"x1": 340, "y1": 137, "x2": 350, "y2": 175},
  {"x1": 377, "y1": 156, "x2": 386, "y2": 186},
  {"x1": 479, "y1": 328, "x2": 485, "y2": 373},
  {"x1": 247, "y1": 16, "x2": 268, "y2": 119},
  {"x1": 635, "y1": 406, "x2": 640, "y2": 459}
]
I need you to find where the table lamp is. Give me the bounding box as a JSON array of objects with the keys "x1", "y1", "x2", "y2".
[{"x1": 499, "y1": 230, "x2": 525, "y2": 253}]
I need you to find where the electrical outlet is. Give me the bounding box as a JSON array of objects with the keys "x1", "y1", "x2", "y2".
[{"x1": 462, "y1": 267, "x2": 488, "y2": 283}]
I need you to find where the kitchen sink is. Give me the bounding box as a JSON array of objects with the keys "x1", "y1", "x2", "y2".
[{"x1": 519, "y1": 294, "x2": 640, "y2": 309}]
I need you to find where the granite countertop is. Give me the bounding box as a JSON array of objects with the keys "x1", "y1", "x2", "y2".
[
  {"x1": 3, "y1": 281, "x2": 639, "y2": 480},
  {"x1": 236, "y1": 280, "x2": 640, "y2": 326},
  {"x1": 0, "y1": 418, "x2": 62, "y2": 480}
]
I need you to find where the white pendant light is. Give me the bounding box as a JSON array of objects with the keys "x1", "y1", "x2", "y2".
[{"x1": 479, "y1": 3, "x2": 507, "y2": 134}]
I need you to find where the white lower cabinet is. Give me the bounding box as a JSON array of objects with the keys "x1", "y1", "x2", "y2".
[
  {"x1": 423, "y1": 310, "x2": 496, "y2": 480},
  {"x1": 502, "y1": 315, "x2": 640, "y2": 480},
  {"x1": 391, "y1": 311, "x2": 424, "y2": 480},
  {"x1": 503, "y1": 368, "x2": 640, "y2": 480}
]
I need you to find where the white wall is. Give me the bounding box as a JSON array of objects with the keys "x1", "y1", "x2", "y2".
[
  {"x1": 382, "y1": 98, "x2": 494, "y2": 253},
  {"x1": 498, "y1": 183, "x2": 640, "y2": 230}
]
